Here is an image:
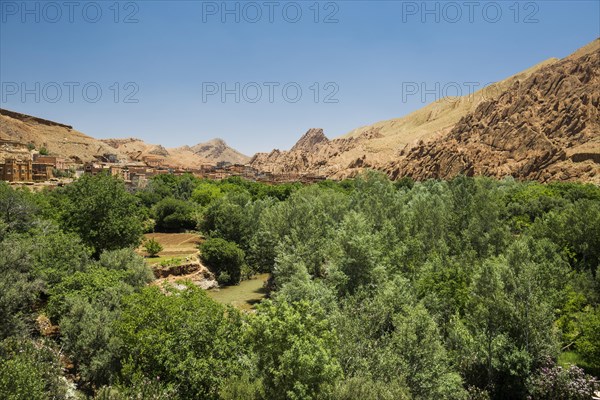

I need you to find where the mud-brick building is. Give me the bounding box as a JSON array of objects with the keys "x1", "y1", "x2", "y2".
[
  {"x1": 0, "y1": 158, "x2": 32, "y2": 182},
  {"x1": 0, "y1": 157, "x2": 55, "y2": 182},
  {"x1": 32, "y1": 163, "x2": 54, "y2": 182},
  {"x1": 33, "y1": 154, "x2": 67, "y2": 170}
]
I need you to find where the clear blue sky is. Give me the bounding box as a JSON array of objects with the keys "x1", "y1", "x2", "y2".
[{"x1": 1, "y1": 0, "x2": 598, "y2": 155}]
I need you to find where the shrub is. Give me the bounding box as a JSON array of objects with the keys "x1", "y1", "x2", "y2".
[
  {"x1": 527, "y1": 359, "x2": 599, "y2": 400},
  {"x1": 152, "y1": 197, "x2": 196, "y2": 232},
  {"x1": 0, "y1": 337, "x2": 68, "y2": 400},
  {"x1": 199, "y1": 238, "x2": 245, "y2": 285},
  {"x1": 144, "y1": 238, "x2": 163, "y2": 257}
]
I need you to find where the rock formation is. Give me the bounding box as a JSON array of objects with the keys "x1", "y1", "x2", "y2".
[
  {"x1": 190, "y1": 138, "x2": 250, "y2": 165},
  {"x1": 385, "y1": 38, "x2": 600, "y2": 183},
  {"x1": 250, "y1": 38, "x2": 600, "y2": 184}
]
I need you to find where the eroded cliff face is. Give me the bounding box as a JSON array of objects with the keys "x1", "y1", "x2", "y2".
[
  {"x1": 250, "y1": 39, "x2": 600, "y2": 183},
  {"x1": 249, "y1": 128, "x2": 386, "y2": 178},
  {"x1": 386, "y1": 39, "x2": 600, "y2": 183}
]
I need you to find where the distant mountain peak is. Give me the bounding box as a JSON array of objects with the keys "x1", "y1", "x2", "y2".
[
  {"x1": 290, "y1": 128, "x2": 329, "y2": 152},
  {"x1": 250, "y1": 38, "x2": 600, "y2": 183},
  {"x1": 191, "y1": 138, "x2": 249, "y2": 165},
  {"x1": 207, "y1": 138, "x2": 227, "y2": 146}
]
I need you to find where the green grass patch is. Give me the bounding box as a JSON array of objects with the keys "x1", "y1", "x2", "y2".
[
  {"x1": 558, "y1": 351, "x2": 583, "y2": 368},
  {"x1": 145, "y1": 254, "x2": 195, "y2": 267}
]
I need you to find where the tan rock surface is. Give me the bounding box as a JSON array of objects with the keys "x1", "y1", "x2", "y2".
[
  {"x1": 386, "y1": 39, "x2": 600, "y2": 183},
  {"x1": 0, "y1": 109, "x2": 249, "y2": 167},
  {"x1": 250, "y1": 39, "x2": 599, "y2": 183}
]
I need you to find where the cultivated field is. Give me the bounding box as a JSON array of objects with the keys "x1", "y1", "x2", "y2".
[{"x1": 139, "y1": 232, "x2": 201, "y2": 265}]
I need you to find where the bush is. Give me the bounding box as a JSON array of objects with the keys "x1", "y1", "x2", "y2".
[
  {"x1": 144, "y1": 238, "x2": 163, "y2": 257},
  {"x1": 0, "y1": 337, "x2": 68, "y2": 400},
  {"x1": 199, "y1": 238, "x2": 245, "y2": 285},
  {"x1": 152, "y1": 197, "x2": 197, "y2": 231},
  {"x1": 115, "y1": 285, "x2": 245, "y2": 399},
  {"x1": 527, "y1": 359, "x2": 599, "y2": 400}
]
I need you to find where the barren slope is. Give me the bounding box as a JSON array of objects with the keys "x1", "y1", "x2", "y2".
[
  {"x1": 250, "y1": 58, "x2": 559, "y2": 179},
  {"x1": 0, "y1": 109, "x2": 129, "y2": 163},
  {"x1": 0, "y1": 109, "x2": 249, "y2": 167},
  {"x1": 190, "y1": 138, "x2": 250, "y2": 165},
  {"x1": 386, "y1": 39, "x2": 600, "y2": 183}
]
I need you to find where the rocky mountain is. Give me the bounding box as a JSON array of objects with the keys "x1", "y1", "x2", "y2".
[
  {"x1": 0, "y1": 109, "x2": 249, "y2": 167},
  {"x1": 385, "y1": 38, "x2": 600, "y2": 183},
  {"x1": 190, "y1": 138, "x2": 250, "y2": 165},
  {"x1": 0, "y1": 109, "x2": 129, "y2": 163},
  {"x1": 99, "y1": 137, "x2": 249, "y2": 167},
  {"x1": 250, "y1": 127, "x2": 385, "y2": 177},
  {"x1": 250, "y1": 39, "x2": 599, "y2": 183},
  {"x1": 250, "y1": 57, "x2": 561, "y2": 179}
]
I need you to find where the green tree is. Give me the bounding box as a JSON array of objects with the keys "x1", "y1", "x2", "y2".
[
  {"x1": 202, "y1": 191, "x2": 253, "y2": 246},
  {"x1": 248, "y1": 301, "x2": 342, "y2": 400},
  {"x1": 59, "y1": 297, "x2": 122, "y2": 389},
  {"x1": 0, "y1": 183, "x2": 38, "y2": 235},
  {"x1": 325, "y1": 376, "x2": 410, "y2": 400},
  {"x1": 532, "y1": 199, "x2": 600, "y2": 275},
  {"x1": 144, "y1": 238, "x2": 163, "y2": 257},
  {"x1": 191, "y1": 182, "x2": 223, "y2": 206},
  {"x1": 199, "y1": 237, "x2": 245, "y2": 285},
  {"x1": 0, "y1": 236, "x2": 43, "y2": 339},
  {"x1": 331, "y1": 211, "x2": 386, "y2": 295},
  {"x1": 28, "y1": 223, "x2": 92, "y2": 286},
  {"x1": 576, "y1": 306, "x2": 600, "y2": 369},
  {"x1": 98, "y1": 248, "x2": 154, "y2": 288},
  {"x1": 60, "y1": 173, "x2": 144, "y2": 256},
  {"x1": 0, "y1": 337, "x2": 67, "y2": 400},
  {"x1": 152, "y1": 197, "x2": 197, "y2": 231},
  {"x1": 115, "y1": 285, "x2": 245, "y2": 399},
  {"x1": 388, "y1": 304, "x2": 466, "y2": 400},
  {"x1": 47, "y1": 260, "x2": 148, "y2": 321}
]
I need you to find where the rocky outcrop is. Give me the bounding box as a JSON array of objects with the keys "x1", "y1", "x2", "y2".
[
  {"x1": 249, "y1": 39, "x2": 599, "y2": 184},
  {"x1": 190, "y1": 138, "x2": 250, "y2": 165},
  {"x1": 152, "y1": 260, "x2": 218, "y2": 290},
  {"x1": 290, "y1": 128, "x2": 330, "y2": 152},
  {"x1": 250, "y1": 128, "x2": 385, "y2": 178},
  {"x1": 386, "y1": 39, "x2": 600, "y2": 183},
  {"x1": 0, "y1": 108, "x2": 72, "y2": 129}
]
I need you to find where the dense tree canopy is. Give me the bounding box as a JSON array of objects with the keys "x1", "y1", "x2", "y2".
[
  {"x1": 0, "y1": 172, "x2": 599, "y2": 399},
  {"x1": 59, "y1": 173, "x2": 144, "y2": 255}
]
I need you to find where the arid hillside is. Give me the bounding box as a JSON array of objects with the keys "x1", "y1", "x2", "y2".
[
  {"x1": 386, "y1": 38, "x2": 600, "y2": 183},
  {"x1": 101, "y1": 137, "x2": 249, "y2": 168},
  {"x1": 0, "y1": 109, "x2": 249, "y2": 166},
  {"x1": 190, "y1": 138, "x2": 250, "y2": 165},
  {"x1": 0, "y1": 109, "x2": 129, "y2": 163},
  {"x1": 251, "y1": 39, "x2": 599, "y2": 183}
]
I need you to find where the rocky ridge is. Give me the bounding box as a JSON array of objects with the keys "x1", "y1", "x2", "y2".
[
  {"x1": 385, "y1": 39, "x2": 600, "y2": 183},
  {"x1": 0, "y1": 110, "x2": 249, "y2": 167},
  {"x1": 250, "y1": 39, "x2": 599, "y2": 183}
]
